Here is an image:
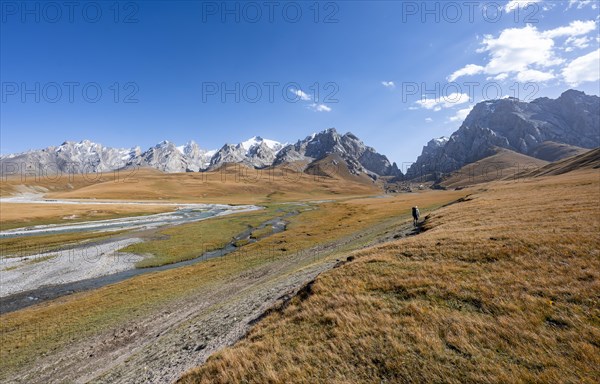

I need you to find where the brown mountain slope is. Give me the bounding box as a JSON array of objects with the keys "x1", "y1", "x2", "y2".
[
  {"x1": 18, "y1": 164, "x2": 380, "y2": 204},
  {"x1": 531, "y1": 141, "x2": 590, "y2": 162},
  {"x1": 304, "y1": 153, "x2": 378, "y2": 185},
  {"x1": 438, "y1": 147, "x2": 548, "y2": 189},
  {"x1": 519, "y1": 147, "x2": 600, "y2": 177}
]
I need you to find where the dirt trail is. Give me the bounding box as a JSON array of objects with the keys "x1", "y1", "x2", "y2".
[{"x1": 5, "y1": 218, "x2": 418, "y2": 384}]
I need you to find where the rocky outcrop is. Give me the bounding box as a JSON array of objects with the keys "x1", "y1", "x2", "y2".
[
  {"x1": 275, "y1": 128, "x2": 401, "y2": 177},
  {"x1": 126, "y1": 141, "x2": 191, "y2": 173},
  {"x1": 179, "y1": 141, "x2": 215, "y2": 171}
]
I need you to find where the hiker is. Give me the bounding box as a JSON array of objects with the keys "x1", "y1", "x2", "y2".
[{"x1": 412, "y1": 206, "x2": 420, "y2": 227}]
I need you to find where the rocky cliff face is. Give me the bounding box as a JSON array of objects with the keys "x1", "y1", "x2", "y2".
[
  {"x1": 275, "y1": 128, "x2": 401, "y2": 177},
  {"x1": 406, "y1": 90, "x2": 600, "y2": 179},
  {"x1": 126, "y1": 141, "x2": 190, "y2": 173},
  {"x1": 179, "y1": 141, "x2": 215, "y2": 172},
  {"x1": 209, "y1": 136, "x2": 284, "y2": 169}
]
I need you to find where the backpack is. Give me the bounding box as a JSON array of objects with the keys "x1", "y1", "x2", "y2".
[{"x1": 412, "y1": 207, "x2": 419, "y2": 218}]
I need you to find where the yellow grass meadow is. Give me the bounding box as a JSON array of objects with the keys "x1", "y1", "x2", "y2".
[{"x1": 1, "y1": 164, "x2": 380, "y2": 204}]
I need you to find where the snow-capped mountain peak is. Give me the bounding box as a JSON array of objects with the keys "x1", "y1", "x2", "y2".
[
  {"x1": 156, "y1": 140, "x2": 172, "y2": 148},
  {"x1": 239, "y1": 136, "x2": 284, "y2": 154},
  {"x1": 240, "y1": 136, "x2": 262, "y2": 150},
  {"x1": 432, "y1": 137, "x2": 449, "y2": 145}
]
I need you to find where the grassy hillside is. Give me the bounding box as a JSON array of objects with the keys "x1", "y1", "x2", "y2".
[
  {"x1": 42, "y1": 164, "x2": 380, "y2": 204},
  {"x1": 179, "y1": 169, "x2": 600, "y2": 383},
  {"x1": 531, "y1": 141, "x2": 590, "y2": 162},
  {"x1": 520, "y1": 147, "x2": 600, "y2": 177},
  {"x1": 439, "y1": 147, "x2": 548, "y2": 189}
]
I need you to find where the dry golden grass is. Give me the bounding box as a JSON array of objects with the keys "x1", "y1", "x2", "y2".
[
  {"x1": 344, "y1": 190, "x2": 465, "y2": 221},
  {"x1": 179, "y1": 169, "x2": 600, "y2": 384},
  {"x1": 521, "y1": 147, "x2": 600, "y2": 177},
  {"x1": 0, "y1": 171, "x2": 119, "y2": 197},
  {"x1": 440, "y1": 148, "x2": 548, "y2": 189},
  {"x1": 35, "y1": 165, "x2": 380, "y2": 204}
]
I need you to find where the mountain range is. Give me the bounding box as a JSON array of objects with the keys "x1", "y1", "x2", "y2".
[
  {"x1": 0, "y1": 129, "x2": 400, "y2": 178},
  {"x1": 1, "y1": 89, "x2": 598, "y2": 181}
]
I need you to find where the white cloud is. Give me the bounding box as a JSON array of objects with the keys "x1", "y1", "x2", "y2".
[
  {"x1": 515, "y1": 69, "x2": 555, "y2": 82},
  {"x1": 447, "y1": 64, "x2": 484, "y2": 82},
  {"x1": 447, "y1": 20, "x2": 599, "y2": 84},
  {"x1": 565, "y1": 36, "x2": 592, "y2": 51},
  {"x1": 541, "y1": 2, "x2": 556, "y2": 11},
  {"x1": 450, "y1": 106, "x2": 474, "y2": 123},
  {"x1": 381, "y1": 81, "x2": 395, "y2": 89},
  {"x1": 416, "y1": 92, "x2": 470, "y2": 110},
  {"x1": 567, "y1": 0, "x2": 597, "y2": 9},
  {"x1": 425, "y1": 117, "x2": 433, "y2": 123},
  {"x1": 289, "y1": 88, "x2": 311, "y2": 101},
  {"x1": 308, "y1": 103, "x2": 332, "y2": 112},
  {"x1": 504, "y1": 0, "x2": 542, "y2": 12},
  {"x1": 416, "y1": 99, "x2": 442, "y2": 110},
  {"x1": 542, "y1": 20, "x2": 597, "y2": 39},
  {"x1": 562, "y1": 48, "x2": 600, "y2": 86},
  {"x1": 479, "y1": 25, "x2": 563, "y2": 74}
]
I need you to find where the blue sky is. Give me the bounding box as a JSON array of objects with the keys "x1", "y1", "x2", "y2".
[{"x1": 1, "y1": 0, "x2": 599, "y2": 165}]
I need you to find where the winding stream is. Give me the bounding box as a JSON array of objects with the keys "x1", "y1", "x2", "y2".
[
  {"x1": 0, "y1": 204, "x2": 260, "y2": 239},
  {"x1": 0, "y1": 211, "x2": 297, "y2": 314}
]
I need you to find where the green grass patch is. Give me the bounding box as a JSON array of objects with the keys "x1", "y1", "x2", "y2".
[
  {"x1": 125, "y1": 205, "x2": 299, "y2": 268},
  {"x1": 250, "y1": 225, "x2": 275, "y2": 240}
]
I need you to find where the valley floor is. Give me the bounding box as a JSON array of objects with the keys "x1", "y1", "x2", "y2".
[{"x1": 0, "y1": 186, "x2": 462, "y2": 383}]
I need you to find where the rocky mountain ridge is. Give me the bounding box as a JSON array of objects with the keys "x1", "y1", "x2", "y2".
[{"x1": 406, "y1": 90, "x2": 599, "y2": 180}]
